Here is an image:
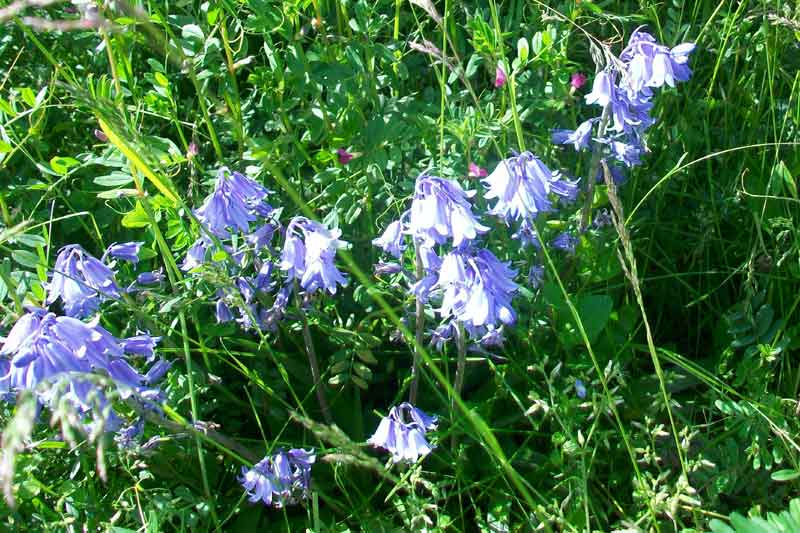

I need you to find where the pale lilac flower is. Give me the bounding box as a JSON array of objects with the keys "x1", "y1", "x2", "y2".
[
  {"x1": 115, "y1": 418, "x2": 144, "y2": 448},
  {"x1": 181, "y1": 239, "x2": 209, "y2": 271},
  {"x1": 106, "y1": 242, "x2": 143, "y2": 263},
  {"x1": 570, "y1": 72, "x2": 587, "y2": 90},
  {"x1": 239, "y1": 448, "x2": 315, "y2": 507},
  {"x1": 512, "y1": 219, "x2": 542, "y2": 249},
  {"x1": 281, "y1": 217, "x2": 348, "y2": 295},
  {"x1": 93, "y1": 129, "x2": 109, "y2": 142},
  {"x1": 409, "y1": 173, "x2": 488, "y2": 247},
  {"x1": 585, "y1": 70, "x2": 615, "y2": 107},
  {"x1": 368, "y1": 403, "x2": 437, "y2": 463},
  {"x1": 575, "y1": 379, "x2": 587, "y2": 399},
  {"x1": 551, "y1": 232, "x2": 578, "y2": 253},
  {"x1": 436, "y1": 248, "x2": 519, "y2": 333},
  {"x1": 468, "y1": 162, "x2": 488, "y2": 178},
  {"x1": 483, "y1": 152, "x2": 579, "y2": 222},
  {"x1": 374, "y1": 261, "x2": 404, "y2": 276},
  {"x1": 136, "y1": 270, "x2": 163, "y2": 285},
  {"x1": 610, "y1": 139, "x2": 643, "y2": 167},
  {"x1": 551, "y1": 118, "x2": 597, "y2": 151},
  {"x1": 372, "y1": 219, "x2": 406, "y2": 258},
  {"x1": 336, "y1": 148, "x2": 354, "y2": 165},
  {"x1": 121, "y1": 334, "x2": 161, "y2": 362},
  {"x1": 494, "y1": 65, "x2": 507, "y2": 88},
  {"x1": 429, "y1": 322, "x2": 454, "y2": 351},
  {"x1": 47, "y1": 245, "x2": 122, "y2": 318},
  {"x1": 479, "y1": 327, "x2": 505, "y2": 348},
  {"x1": 528, "y1": 264, "x2": 545, "y2": 288},
  {"x1": 621, "y1": 29, "x2": 694, "y2": 94},
  {"x1": 215, "y1": 299, "x2": 233, "y2": 323},
  {"x1": 195, "y1": 168, "x2": 271, "y2": 237}
]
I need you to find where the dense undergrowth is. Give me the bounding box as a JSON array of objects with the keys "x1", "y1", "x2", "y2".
[{"x1": 1, "y1": 0, "x2": 799, "y2": 531}]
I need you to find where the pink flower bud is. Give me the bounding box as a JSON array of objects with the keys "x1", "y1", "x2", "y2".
[
  {"x1": 336, "y1": 148, "x2": 353, "y2": 165},
  {"x1": 494, "y1": 65, "x2": 507, "y2": 88},
  {"x1": 94, "y1": 129, "x2": 108, "y2": 142},
  {"x1": 570, "y1": 72, "x2": 587, "y2": 90},
  {"x1": 468, "y1": 162, "x2": 487, "y2": 178}
]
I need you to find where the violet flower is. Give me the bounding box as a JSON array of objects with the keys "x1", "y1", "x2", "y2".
[
  {"x1": 239, "y1": 448, "x2": 316, "y2": 508},
  {"x1": 368, "y1": 403, "x2": 437, "y2": 463},
  {"x1": 195, "y1": 167, "x2": 272, "y2": 238},
  {"x1": 551, "y1": 118, "x2": 598, "y2": 151},
  {"x1": 280, "y1": 217, "x2": 348, "y2": 295},
  {"x1": 551, "y1": 232, "x2": 578, "y2": 253},
  {"x1": 47, "y1": 244, "x2": 122, "y2": 318},
  {"x1": 105, "y1": 242, "x2": 143, "y2": 264}
]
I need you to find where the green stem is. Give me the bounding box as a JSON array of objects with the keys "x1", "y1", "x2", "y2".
[
  {"x1": 297, "y1": 290, "x2": 333, "y2": 425},
  {"x1": 580, "y1": 103, "x2": 611, "y2": 231},
  {"x1": 409, "y1": 240, "x2": 425, "y2": 404}
]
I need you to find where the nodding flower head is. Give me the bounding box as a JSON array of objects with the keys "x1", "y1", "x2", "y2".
[
  {"x1": 280, "y1": 217, "x2": 348, "y2": 295},
  {"x1": 408, "y1": 173, "x2": 489, "y2": 248},
  {"x1": 368, "y1": 402, "x2": 437, "y2": 463},
  {"x1": 47, "y1": 244, "x2": 121, "y2": 318},
  {"x1": 620, "y1": 28, "x2": 695, "y2": 95},
  {"x1": 195, "y1": 167, "x2": 273, "y2": 238},
  {"x1": 239, "y1": 448, "x2": 315, "y2": 508},
  {"x1": 483, "y1": 152, "x2": 579, "y2": 223}
]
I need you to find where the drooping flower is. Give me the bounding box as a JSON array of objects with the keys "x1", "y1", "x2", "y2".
[
  {"x1": 135, "y1": 269, "x2": 163, "y2": 286},
  {"x1": 408, "y1": 173, "x2": 489, "y2": 247},
  {"x1": 620, "y1": 29, "x2": 695, "y2": 95},
  {"x1": 181, "y1": 238, "x2": 209, "y2": 271},
  {"x1": 239, "y1": 448, "x2": 316, "y2": 508},
  {"x1": 105, "y1": 242, "x2": 143, "y2": 264},
  {"x1": 585, "y1": 70, "x2": 615, "y2": 107},
  {"x1": 528, "y1": 264, "x2": 545, "y2": 288},
  {"x1": 0, "y1": 310, "x2": 164, "y2": 401},
  {"x1": 195, "y1": 167, "x2": 272, "y2": 238},
  {"x1": 372, "y1": 219, "x2": 406, "y2": 258},
  {"x1": 551, "y1": 231, "x2": 578, "y2": 253},
  {"x1": 121, "y1": 334, "x2": 161, "y2": 362},
  {"x1": 435, "y1": 247, "x2": 519, "y2": 334},
  {"x1": 483, "y1": 152, "x2": 579, "y2": 223},
  {"x1": 280, "y1": 217, "x2": 348, "y2": 295},
  {"x1": 551, "y1": 118, "x2": 598, "y2": 151},
  {"x1": 368, "y1": 403, "x2": 437, "y2": 463},
  {"x1": 575, "y1": 379, "x2": 587, "y2": 399},
  {"x1": 47, "y1": 245, "x2": 122, "y2": 318},
  {"x1": 494, "y1": 65, "x2": 507, "y2": 88}
]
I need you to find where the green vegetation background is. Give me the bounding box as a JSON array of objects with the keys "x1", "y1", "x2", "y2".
[{"x1": 1, "y1": 0, "x2": 799, "y2": 531}]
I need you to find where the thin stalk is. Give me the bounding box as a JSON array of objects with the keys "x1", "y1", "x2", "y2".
[
  {"x1": 409, "y1": 240, "x2": 425, "y2": 404},
  {"x1": 580, "y1": 104, "x2": 611, "y2": 232},
  {"x1": 451, "y1": 321, "x2": 467, "y2": 451},
  {"x1": 297, "y1": 289, "x2": 333, "y2": 425}
]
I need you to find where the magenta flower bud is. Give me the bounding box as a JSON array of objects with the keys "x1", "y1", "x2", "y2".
[
  {"x1": 94, "y1": 129, "x2": 109, "y2": 142},
  {"x1": 494, "y1": 65, "x2": 507, "y2": 88},
  {"x1": 570, "y1": 72, "x2": 587, "y2": 90},
  {"x1": 468, "y1": 162, "x2": 488, "y2": 178},
  {"x1": 187, "y1": 142, "x2": 198, "y2": 159},
  {"x1": 336, "y1": 148, "x2": 353, "y2": 165}
]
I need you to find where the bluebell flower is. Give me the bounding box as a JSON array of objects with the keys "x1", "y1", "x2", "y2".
[
  {"x1": 239, "y1": 448, "x2": 316, "y2": 508},
  {"x1": 609, "y1": 139, "x2": 643, "y2": 167},
  {"x1": 595, "y1": 162, "x2": 626, "y2": 186},
  {"x1": 621, "y1": 29, "x2": 695, "y2": 94},
  {"x1": 280, "y1": 217, "x2": 348, "y2": 295},
  {"x1": 247, "y1": 222, "x2": 279, "y2": 251},
  {"x1": 511, "y1": 219, "x2": 542, "y2": 249},
  {"x1": 551, "y1": 232, "x2": 578, "y2": 253},
  {"x1": 114, "y1": 418, "x2": 144, "y2": 448},
  {"x1": 121, "y1": 334, "x2": 161, "y2": 362},
  {"x1": 528, "y1": 264, "x2": 545, "y2": 288},
  {"x1": 135, "y1": 269, "x2": 163, "y2": 286},
  {"x1": 574, "y1": 379, "x2": 587, "y2": 399},
  {"x1": 585, "y1": 70, "x2": 615, "y2": 107},
  {"x1": 195, "y1": 168, "x2": 272, "y2": 238},
  {"x1": 374, "y1": 261, "x2": 404, "y2": 276},
  {"x1": 368, "y1": 402, "x2": 437, "y2": 463},
  {"x1": 47, "y1": 245, "x2": 122, "y2": 318},
  {"x1": 105, "y1": 242, "x2": 143, "y2": 263},
  {"x1": 551, "y1": 118, "x2": 597, "y2": 151},
  {"x1": 483, "y1": 152, "x2": 579, "y2": 222},
  {"x1": 429, "y1": 322, "x2": 454, "y2": 351},
  {"x1": 372, "y1": 219, "x2": 406, "y2": 258},
  {"x1": 181, "y1": 238, "x2": 209, "y2": 271},
  {"x1": 479, "y1": 326, "x2": 505, "y2": 348},
  {"x1": 408, "y1": 173, "x2": 488, "y2": 247},
  {"x1": 436, "y1": 248, "x2": 519, "y2": 334},
  {"x1": 0, "y1": 311, "x2": 165, "y2": 403},
  {"x1": 215, "y1": 299, "x2": 233, "y2": 323}
]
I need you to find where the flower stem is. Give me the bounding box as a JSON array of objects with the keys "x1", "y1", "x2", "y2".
[
  {"x1": 409, "y1": 240, "x2": 425, "y2": 404},
  {"x1": 580, "y1": 103, "x2": 611, "y2": 231},
  {"x1": 297, "y1": 291, "x2": 333, "y2": 425},
  {"x1": 452, "y1": 321, "x2": 467, "y2": 451}
]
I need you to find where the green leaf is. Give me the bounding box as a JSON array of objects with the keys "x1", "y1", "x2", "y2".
[
  {"x1": 94, "y1": 172, "x2": 134, "y2": 187},
  {"x1": 121, "y1": 202, "x2": 151, "y2": 228},
  {"x1": 12, "y1": 249, "x2": 40, "y2": 268},
  {"x1": 0, "y1": 140, "x2": 12, "y2": 153},
  {"x1": 771, "y1": 469, "x2": 800, "y2": 482},
  {"x1": 50, "y1": 156, "x2": 80, "y2": 175}
]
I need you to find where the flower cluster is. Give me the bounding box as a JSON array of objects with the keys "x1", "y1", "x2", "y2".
[
  {"x1": 568, "y1": 28, "x2": 695, "y2": 176},
  {"x1": 0, "y1": 308, "x2": 168, "y2": 432},
  {"x1": 182, "y1": 167, "x2": 348, "y2": 331},
  {"x1": 47, "y1": 244, "x2": 123, "y2": 318},
  {"x1": 367, "y1": 403, "x2": 437, "y2": 463},
  {"x1": 373, "y1": 172, "x2": 517, "y2": 347},
  {"x1": 239, "y1": 448, "x2": 315, "y2": 507}
]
